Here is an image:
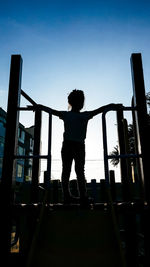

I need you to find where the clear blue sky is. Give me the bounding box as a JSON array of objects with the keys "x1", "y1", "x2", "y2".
[{"x1": 0, "y1": 0, "x2": 150, "y2": 181}]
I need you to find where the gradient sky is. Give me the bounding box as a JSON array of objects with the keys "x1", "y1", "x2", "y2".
[{"x1": 0, "y1": 0, "x2": 150, "y2": 181}]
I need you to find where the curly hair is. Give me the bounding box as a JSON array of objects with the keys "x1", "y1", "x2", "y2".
[{"x1": 68, "y1": 89, "x2": 85, "y2": 110}]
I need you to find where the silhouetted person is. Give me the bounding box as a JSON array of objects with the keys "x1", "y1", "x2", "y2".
[{"x1": 36, "y1": 89, "x2": 120, "y2": 205}]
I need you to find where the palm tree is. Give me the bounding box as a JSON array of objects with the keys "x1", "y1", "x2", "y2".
[{"x1": 110, "y1": 145, "x2": 119, "y2": 167}]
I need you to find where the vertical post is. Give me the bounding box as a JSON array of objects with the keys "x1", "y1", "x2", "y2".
[
  {"x1": 122, "y1": 119, "x2": 132, "y2": 182},
  {"x1": 131, "y1": 97, "x2": 142, "y2": 184},
  {"x1": 31, "y1": 109, "x2": 42, "y2": 202},
  {"x1": 130, "y1": 53, "x2": 150, "y2": 202},
  {"x1": 117, "y1": 110, "x2": 130, "y2": 201},
  {"x1": 100, "y1": 179, "x2": 107, "y2": 202},
  {"x1": 109, "y1": 170, "x2": 116, "y2": 201},
  {"x1": 131, "y1": 53, "x2": 150, "y2": 266},
  {"x1": 0, "y1": 55, "x2": 22, "y2": 258},
  {"x1": 102, "y1": 111, "x2": 110, "y2": 186},
  {"x1": 53, "y1": 180, "x2": 59, "y2": 203},
  {"x1": 91, "y1": 179, "x2": 97, "y2": 202},
  {"x1": 44, "y1": 114, "x2": 52, "y2": 187}
]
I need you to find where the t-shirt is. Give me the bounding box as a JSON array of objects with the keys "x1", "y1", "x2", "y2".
[{"x1": 59, "y1": 111, "x2": 93, "y2": 143}]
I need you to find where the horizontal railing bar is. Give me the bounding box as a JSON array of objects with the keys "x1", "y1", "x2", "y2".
[
  {"x1": 18, "y1": 106, "x2": 53, "y2": 113},
  {"x1": 14, "y1": 155, "x2": 48, "y2": 159},
  {"x1": 121, "y1": 106, "x2": 137, "y2": 111},
  {"x1": 21, "y1": 89, "x2": 37, "y2": 106},
  {"x1": 17, "y1": 107, "x2": 35, "y2": 111},
  {"x1": 107, "y1": 154, "x2": 142, "y2": 159}
]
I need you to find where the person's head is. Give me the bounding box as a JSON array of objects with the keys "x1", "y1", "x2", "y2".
[{"x1": 68, "y1": 89, "x2": 85, "y2": 111}]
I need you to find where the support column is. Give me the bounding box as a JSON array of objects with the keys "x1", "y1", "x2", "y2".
[
  {"x1": 131, "y1": 53, "x2": 150, "y2": 266},
  {"x1": 130, "y1": 53, "x2": 150, "y2": 202},
  {"x1": 0, "y1": 55, "x2": 22, "y2": 259}
]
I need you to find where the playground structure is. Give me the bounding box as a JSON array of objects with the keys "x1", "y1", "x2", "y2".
[{"x1": 0, "y1": 53, "x2": 150, "y2": 266}]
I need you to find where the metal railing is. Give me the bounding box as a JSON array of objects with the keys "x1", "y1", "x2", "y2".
[
  {"x1": 102, "y1": 105, "x2": 142, "y2": 186},
  {"x1": 16, "y1": 90, "x2": 52, "y2": 198}
]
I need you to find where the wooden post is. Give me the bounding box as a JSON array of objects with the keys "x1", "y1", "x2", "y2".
[
  {"x1": 100, "y1": 179, "x2": 107, "y2": 202},
  {"x1": 117, "y1": 110, "x2": 130, "y2": 201},
  {"x1": 109, "y1": 170, "x2": 116, "y2": 201},
  {"x1": 131, "y1": 53, "x2": 150, "y2": 266},
  {"x1": 53, "y1": 180, "x2": 59, "y2": 203},
  {"x1": 122, "y1": 119, "x2": 132, "y2": 182},
  {"x1": 31, "y1": 109, "x2": 42, "y2": 202},
  {"x1": 131, "y1": 97, "x2": 142, "y2": 184},
  {"x1": 130, "y1": 53, "x2": 150, "y2": 202},
  {"x1": 91, "y1": 179, "x2": 97, "y2": 202},
  {"x1": 0, "y1": 55, "x2": 22, "y2": 259}
]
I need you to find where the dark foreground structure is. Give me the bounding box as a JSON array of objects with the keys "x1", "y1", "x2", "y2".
[{"x1": 0, "y1": 54, "x2": 150, "y2": 267}]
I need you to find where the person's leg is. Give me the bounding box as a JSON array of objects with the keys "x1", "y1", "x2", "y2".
[
  {"x1": 74, "y1": 143, "x2": 87, "y2": 200},
  {"x1": 61, "y1": 141, "x2": 73, "y2": 202}
]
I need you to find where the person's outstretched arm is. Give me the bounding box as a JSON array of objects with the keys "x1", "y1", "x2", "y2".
[
  {"x1": 34, "y1": 104, "x2": 61, "y2": 117},
  {"x1": 90, "y1": 103, "x2": 122, "y2": 117}
]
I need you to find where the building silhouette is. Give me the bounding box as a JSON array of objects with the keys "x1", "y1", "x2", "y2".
[{"x1": 0, "y1": 107, "x2": 34, "y2": 183}]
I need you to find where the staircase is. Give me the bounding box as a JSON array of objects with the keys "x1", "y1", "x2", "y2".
[{"x1": 26, "y1": 204, "x2": 126, "y2": 267}]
